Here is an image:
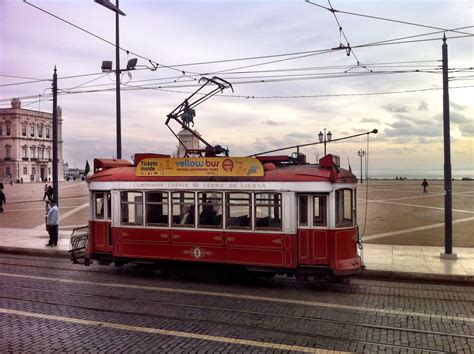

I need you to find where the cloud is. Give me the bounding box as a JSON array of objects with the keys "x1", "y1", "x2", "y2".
[
  {"x1": 384, "y1": 104, "x2": 409, "y2": 113},
  {"x1": 417, "y1": 101, "x2": 428, "y2": 111},
  {"x1": 264, "y1": 119, "x2": 284, "y2": 126},
  {"x1": 384, "y1": 115, "x2": 442, "y2": 142},
  {"x1": 360, "y1": 118, "x2": 381, "y2": 124},
  {"x1": 450, "y1": 101, "x2": 468, "y2": 111}
]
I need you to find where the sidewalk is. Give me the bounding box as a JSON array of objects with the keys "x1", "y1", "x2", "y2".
[{"x1": 0, "y1": 227, "x2": 472, "y2": 283}]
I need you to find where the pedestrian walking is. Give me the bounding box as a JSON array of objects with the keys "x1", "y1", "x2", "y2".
[
  {"x1": 46, "y1": 199, "x2": 59, "y2": 246},
  {"x1": 42, "y1": 184, "x2": 49, "y2": 200},
  {"x1": 0, "y1": 189, "x2": 6, "y2": 213},
  {"x1": 421, "y1": 178, "x2": 429, "y2": 194},
  {"x1": 44, "y1": 200, "x2": 50, "y2": 231}
]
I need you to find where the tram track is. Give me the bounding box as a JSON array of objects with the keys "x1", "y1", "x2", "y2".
[
  {"x1": 0, "y1": 286, "x2": 463, "y2": 353},
  {"x1": 0, "y1": 257, "x2": 473, "y2": 305}
]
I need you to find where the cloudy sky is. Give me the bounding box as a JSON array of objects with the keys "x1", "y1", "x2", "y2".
[{"x1": 1, "y1": 0, "x2": 473, "y2": 177}]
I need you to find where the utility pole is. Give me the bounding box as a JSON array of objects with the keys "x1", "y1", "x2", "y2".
[
  {"x1": 358, "y1": 149, "x2": 365, "y2": 183},
  {"x1": 52, "y1": 66, "x2": 59, "y2": 205},
  {"x1": 115, "y1": 0, "x2": 122, "y2": 159},
  {"x1": 440, "y1": 34, "x2": 456, "y2": 259}
]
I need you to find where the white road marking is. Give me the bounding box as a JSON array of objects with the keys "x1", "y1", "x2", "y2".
[
  {"x1": 363, "y1": 216, "x2": 474, "y2": 241},
  {"x1": 365, "y1": 200, "x2": 474, "y2": 214},
  {"x1": 0, "y1": 272, "x2": 472, "y2": 323},
  {"x1": 33, "y1": 203, "x2": 89, "y2": 230},
  {"x1": 0, "y1": 308, "x2": 341, "y2": 353}
]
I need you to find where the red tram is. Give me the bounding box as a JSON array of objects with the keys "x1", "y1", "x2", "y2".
[{"x1": 75, "y1": 152, "x2": 363, "y2": 280}]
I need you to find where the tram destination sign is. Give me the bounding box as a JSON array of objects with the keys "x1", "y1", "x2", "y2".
[{"x1": 136, "y1": 157, "x2": 264, "y2": 177}]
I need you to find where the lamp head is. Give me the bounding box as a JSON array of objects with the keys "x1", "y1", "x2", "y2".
[
  {"x1": 101, "y1": 60, "x2": 113, "y2": 72},
  {"x1": 327, "y1": 131, "x2": 332, "y2": 142},
  {"x1": 318, "y1": 131, "x2": 323, "y2": 143},
  {"x1": 126, "y1": 58, "x2": 138, "y2": 70}
]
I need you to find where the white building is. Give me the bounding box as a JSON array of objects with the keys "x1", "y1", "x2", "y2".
[{"x1": 0, "y1": 98, "x2": 64, "y2": 183}]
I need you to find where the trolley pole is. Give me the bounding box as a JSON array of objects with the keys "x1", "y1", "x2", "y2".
[
  {"x1": 440, "y1": 34, "x2": 456, "y2": 259},
  {"x1": 52, "y1": 66, "x2": 59, "y2": 205}
]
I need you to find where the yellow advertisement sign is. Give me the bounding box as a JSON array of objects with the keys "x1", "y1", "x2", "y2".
[{"x1": 136, "y1": 157, "x2": 264, "y2": 177}]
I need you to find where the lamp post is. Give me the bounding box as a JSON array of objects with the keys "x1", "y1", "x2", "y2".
[
  {"x1": 318, "y1": 128, "x2": 332, "y2": 156},
  {"x1": 95, "y1": 0, "x2": 126, "y2": 159},
  {"x1": 357, "y1": 149, "x2": 365, "y2": 183}
]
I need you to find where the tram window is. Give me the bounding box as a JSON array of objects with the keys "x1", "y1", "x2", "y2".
[
  {"x1": 226, "y1": 193, "x2": 251, "y2": 229},
  {"x1": 298, "y1": 196, "x2": 308, "y2": 226},
  {"x1": 198, "y1": 192, "x2": 223, "y2": 229},
  {"x1": 313, "y1": 195, "x2": 327, "y2": 226},
  {"x1": 335, "y1": 189, "x2": 354, "y2": 227},
  {"x1": 120, "y1": 192, "x2": 143, "y2": 225},
  {"x1": 255, "y1": 193, "x2": 282, "y2": 230},
  {"x1": 172, "y1": 192, "x2": 195, "y2": 227},
  {"x1": 146, "y1": 192, "x2": 169, "y2": 226},
  {"x1": 94, "y1": 193, "x2": 105, "y2": 220}
]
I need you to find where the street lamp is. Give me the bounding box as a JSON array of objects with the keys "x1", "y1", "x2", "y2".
[
  {"x1": 318, "y1": 128, "x2": 332, "y2": 156},
  {"x1": 357, "y1": 149, "x2": 366, "y2": 183},
  {"x1": 95, "y1": 0, "x2": 126, "y2": 159}
]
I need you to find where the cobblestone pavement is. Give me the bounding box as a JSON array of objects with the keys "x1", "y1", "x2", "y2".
[{"x1": 1, "y1": 254, "x2": 472, "y2": 353}]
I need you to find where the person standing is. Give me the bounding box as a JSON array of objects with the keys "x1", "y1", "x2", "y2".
[
  {"x1": 46, "y1": 199, "x2": 59, "y2": 246},
  {"x1": 421, "y1": 179, "x2": 429, "y2": 194},
  {"x1": 0, "y1": 189, "x2": 6, "y2": 213}
]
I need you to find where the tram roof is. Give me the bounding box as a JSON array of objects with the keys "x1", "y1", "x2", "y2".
[{"x1": 89, "y1": 155, "x2": 357, "y2": 183}]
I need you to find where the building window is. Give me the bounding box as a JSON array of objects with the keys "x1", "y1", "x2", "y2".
[
  {"x1": 171, "y1": 192, "x2": 195, "y2": 227},
  {"x1": 30, "y1": 147, "x2": 36, "y2": 159},
  {"x1": 5, "y1": 146, "x2": 11, "y2": 159},
  {"x1": 23, "y1": 167, "x2": 28, "y2": 175},
  {"x1": 6, "y1": 167, "x2": 11, "y2": 177},
  {"x1": 47, "y1": 149, "x2": 51, "y2": 159},
  {"x1": 32, "y1": 167, "x2": 36, "y2": 175},
  {"x1": 48, "y1": 167, "x2": 51, "y2": 175},
  {"x1": 0, "y1": 125, "x2": 2, "y2": 135},
  {"x1": 226, "y1": 192, "x2": 251, "y2": 229},
  {"x1": 39, "y1": 147, "x2": 45, "y2": 159},
  {"x1": 255, "y1": 193, "x2": 282, "y2": 230},
  {"x1": 22, "y1": 147, "x2": 28, "y2": 158},
  {"x1": 146, "y1": 192, "x2": 169, "y2": 226},
  {"x1": 30, "y1": 125, "x2": 35, "y2": 137},
  {"x1": 6, "y1": 124, "x2": 11, "y2": 136},
  {"x1": 198, "y1": 192, "x2": 223, "y2": 229},
  {"x1": 120, "y1": 191, "x2": 143, "y2": 225},
  {"x1": 46, "y1": 127, "x2": 50, "y2": 138},
  {"x1": 335, "y1": 189, "x2": 354, "y2": 227},
  {"x1": 38, "y1": 125, "x2": 43, "y2": 138},
  {"x1": 22, "y1": 125, "x2": 27, "y2": 136}
]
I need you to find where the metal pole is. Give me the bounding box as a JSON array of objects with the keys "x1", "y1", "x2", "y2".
[
  {"x1": 360, "y1": 154, "x2": 363, "y2": 183},
  {"x1": 52, "y1": 67, "x2": 58, "y2": 205},
  {"x1": 115, "y1": 0, "x2": 122, "y2": 159},
  {"x1": 441, "y1": 34, "x2": 456, "y2": 259}
]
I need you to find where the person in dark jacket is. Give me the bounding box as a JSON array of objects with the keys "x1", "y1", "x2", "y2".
[
  {"x1": 421, "y1": 179, "x2": 429, "y2": 194},
  {"x1": 0, "y1": 190, "x2": 6, "y2": 212}
]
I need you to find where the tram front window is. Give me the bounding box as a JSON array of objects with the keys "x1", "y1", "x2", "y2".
[{"x1": 335, "y1": 189, "x2": 354, "y2": 227}]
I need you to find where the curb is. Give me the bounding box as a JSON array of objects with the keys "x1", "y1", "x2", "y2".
[
  {"x1": 0, "y1": 246, "x2": 69, "y2": 259},
  {"x1": 357, "y1": 269, "x2": 474, "y2": 285}
]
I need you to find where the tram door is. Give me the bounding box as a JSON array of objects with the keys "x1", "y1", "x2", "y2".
[
  {"x1": 91, "y1": 192, "x2": 112, "y2": 253},
  {"x1": 297, "y1": 194, "x2": 329, "y2": 265}
]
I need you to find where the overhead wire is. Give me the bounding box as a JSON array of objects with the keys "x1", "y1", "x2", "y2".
[
  {"x1": 22, "y1": 0, "x2": 200, "y2": 78},
  {"x1": 305, "y1": 0, "x2": 474, "y2": 36}
]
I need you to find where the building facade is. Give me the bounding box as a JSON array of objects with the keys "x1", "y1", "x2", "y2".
[{"x1": 0, "y1": 98, "x2": 64, "y2": 183}]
